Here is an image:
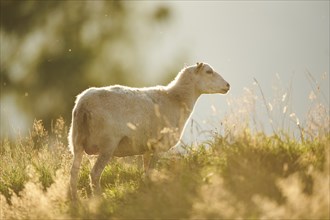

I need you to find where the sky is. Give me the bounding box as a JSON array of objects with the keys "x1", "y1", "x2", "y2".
[
  {"x1": 140, "y1": 1, "x2": 329, "y2": 144},
  {"x1": 1, "y1": 1, "x2": 329, "y2": 143}
]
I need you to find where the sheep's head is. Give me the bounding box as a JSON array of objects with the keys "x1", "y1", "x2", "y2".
[{"x1": 193, "y1": 62, "x2": 230, "y2": 95}]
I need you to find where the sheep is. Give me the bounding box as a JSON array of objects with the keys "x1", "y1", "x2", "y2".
[{"x1": 68, "y1": 62, "x2": 230, "y2": 200}]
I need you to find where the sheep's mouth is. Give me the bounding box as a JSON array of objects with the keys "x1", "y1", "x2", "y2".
[{"x1": 220, "y1": 88, "x2": 230, "y2": 94}]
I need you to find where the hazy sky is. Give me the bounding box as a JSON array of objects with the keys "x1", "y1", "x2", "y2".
[
  {"x1": 141, "y1": 1, "x2": 329, "y2": 143},
  {"x1": 1, "y1": 1, "x2": 329, "y2": 142}
]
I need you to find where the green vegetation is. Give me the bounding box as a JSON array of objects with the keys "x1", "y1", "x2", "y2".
[
  {"x1": 1, "y1": 74, "x2": 329, "y2": 219},
  {"x1": 1, "y1": 1, "x2": 175, "y2": 132},
  {"x1": 1, "y1": 95, "x2": 329, "y2": 219}
]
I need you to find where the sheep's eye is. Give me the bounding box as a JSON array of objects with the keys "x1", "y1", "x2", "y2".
[{"x1": 206, "y1": 70, "x2": 213, "y2": 74}]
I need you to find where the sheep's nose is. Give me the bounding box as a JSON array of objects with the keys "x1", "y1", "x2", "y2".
[{"x1": 226, "y1": 83, "x2": 230, "y2": 89}]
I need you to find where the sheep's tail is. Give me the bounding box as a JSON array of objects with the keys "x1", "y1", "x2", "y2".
[{"x1": 68, "y1": 105, "x2": 91, "y2": 155}]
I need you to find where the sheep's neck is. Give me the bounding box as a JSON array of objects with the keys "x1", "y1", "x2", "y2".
[{"x1": 167, "y1": 83, "x2": 200, "y2": 117}]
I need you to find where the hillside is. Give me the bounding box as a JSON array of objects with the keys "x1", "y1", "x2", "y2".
[{"x1": 1, "y1": 116, "x2": 329, "y2": 219}]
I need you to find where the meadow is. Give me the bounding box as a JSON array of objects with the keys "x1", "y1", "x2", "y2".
[{"x1": 1, "y1": 81, "x2": 329, "y2": 219}]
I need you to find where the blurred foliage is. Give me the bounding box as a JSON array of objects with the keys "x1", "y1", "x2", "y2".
[
  {"x1": 0, "y1": 118, "x2": 328, "y2": 218},
  {"x1": 1, "y1": 81, "x2": 329, "y2": 218},
  {"x1": 0, "y1": 1, "x2": 172, "y2": 130}
]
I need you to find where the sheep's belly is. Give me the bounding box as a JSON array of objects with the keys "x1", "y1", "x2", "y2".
[{"x1": 113, "y1": 136, "x2": 148, "y2": 157}]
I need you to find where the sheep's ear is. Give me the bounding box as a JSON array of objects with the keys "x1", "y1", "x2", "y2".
[{"x1": 196, "y1": 62, "x2": 203, "y2": 72}]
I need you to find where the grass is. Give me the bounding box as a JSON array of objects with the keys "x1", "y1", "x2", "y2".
[{"x1": 1, "y1": 79, "x2": 329, "y2": 219}]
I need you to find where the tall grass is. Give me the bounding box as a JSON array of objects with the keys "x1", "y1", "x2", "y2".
[{"x1": 1, "y1": 75, "x2": 329, "y2": 219}]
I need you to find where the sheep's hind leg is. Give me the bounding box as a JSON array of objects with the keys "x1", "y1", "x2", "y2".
[
  {"x1": 70, "y1": 149, "x2": 84, "y2": 201},
  {"x1": 90, "y1": 141, "x2": 117, "y2": 196}
]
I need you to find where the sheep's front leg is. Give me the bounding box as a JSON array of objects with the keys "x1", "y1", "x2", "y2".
[
  {"x1": 143, "y1": 152, "x2": 151, "y2": 174},
  {"x1": 143, "y1": 152, "x2": 159, "y2": 175}
]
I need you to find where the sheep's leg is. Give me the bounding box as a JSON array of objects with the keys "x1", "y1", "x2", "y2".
[
  {"x1": 149, "y1": 153, "x2": 159, "y2": 169},
  {"x1": 70, "y1": 149, "x2": 84, "y2": 201},
  {"x1": 90, "y1": 150, "x2": 113, "y2": 195},
  {"x1": 143, "y1": 152, "x2": 159, "y2": 176},
  {"x1": 143, "y1": 152, "x2": 151, "y2": 174}
]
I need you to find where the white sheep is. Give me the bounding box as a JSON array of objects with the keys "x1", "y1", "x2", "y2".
[{"x1": 68, "y1": 62, "x2": 230, "y2": 200}]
